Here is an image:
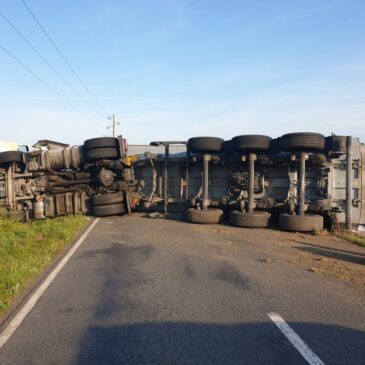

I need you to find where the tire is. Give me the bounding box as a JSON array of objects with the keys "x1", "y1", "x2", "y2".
[
  {"x1": 231, "y1": 135, "x2": 272, "y2": 152},
  {"x1": 188, "y1": 137, "x2": 224, "y2": 153},
  {"x1": 186, "y1": 208, "x2": 223, "y2": 224},
  {"x1": 92, "y1": 203, "x2": 126, "y2": 217},
  {"x1": 229, "y1": 211, "x2": 270, "y2": 228},
  {"x1": 84, "y1": 137, "x2": 118, "y2": 150},
  {"x1": 92, "y1": 192, "x2": 124, "y2": 206},
  {"x1": 84, "y1": 147, "x2": 119, "y2": 161},
  {"x1": 279, "y1": 133, "x2": 325, "y2": 151},
  {"x1": 279, "y1": 214, "x2": 323, "y2": 232},
  {"x1": 0, "y1": 151, "x2": 23, "y2": 166}
]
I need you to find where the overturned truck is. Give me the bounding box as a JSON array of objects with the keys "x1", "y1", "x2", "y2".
[
  {"x1": 0, "y1": 132, "x2": 364, "y2": 233},
  {"x1": 133, "y1": 133, "x2": 365, "y2": 231}
]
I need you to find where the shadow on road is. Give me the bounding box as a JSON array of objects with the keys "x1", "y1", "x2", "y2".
[
  {"x1": 295, "y1": 242, "x2": 365, "y2": 265},
  {"x1": 74, "y1": 321, "x2": 365, "y2": 365},
  {"x1": 296, "y1": 241, "x2": 365, "y2": 258}
]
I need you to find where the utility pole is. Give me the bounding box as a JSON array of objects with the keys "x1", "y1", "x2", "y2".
[{"x1": 107, "y1": 114, "x2": 120, "y2": 137}]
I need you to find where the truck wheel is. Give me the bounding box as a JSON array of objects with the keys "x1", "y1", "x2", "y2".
[
  {"x1": 0, "y1": 151, "x2": 23, "y2": 166},
  {"x1": 84, "y1": 147, "x2": 119, "y2": 161},
  {"x1": 231, "y1": 135, "x2": 272, "y2": 152},
  {"x1": 92, "y1": 192, "x2": 124, "y2": 206},
  {"x1": 229, "y1": 211, "x2": 270, "y2": 228},
  {"x1": 279, "y1": 214, "x2": 323, "y2": 232},
  {"x1": 279, "y1": 133, "x2": 325, "y2": 151},
  {"x1": 92, "y1": 203, "x2": 126, "y2": 217},
  {"x1": 186, "y1": 208, "x2": 223, "y2": 224},
  {"x1": 188, "y1": 137, "x2": 224, "y2": 153},
  {"x1": 84, "y1": 137, "x2": 118, "y2": 150}
]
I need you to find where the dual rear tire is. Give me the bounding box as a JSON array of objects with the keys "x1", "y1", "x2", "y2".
[
  {"x1": 186, "y1": 208, "x2": 223, "y2": 224},
  {"x1": 229, "y1": 211, "x2": 270, "y2": 228},
  {"x1": 91, "y1": 192, "x2": 126, "y2": 217},
  {"x1": 83, "y1": 137, "x2": 120, "y2": 162},
  {"x1": 187, "y1": 137, "x2": 224, "y2": 154},
  {"x1": 230, "y1": 135, "x2": 272, "y2": 152},
  {"x1": 279, "y1": 214, "x2": 323, "y2": 232},
  {"x1": 278, "y1": 133, "x2": 325, "y2": 151}
]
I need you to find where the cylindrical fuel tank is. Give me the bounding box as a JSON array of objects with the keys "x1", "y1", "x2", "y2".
[{"x1": 40, "y1": 146, "x2": 83, "y2": 171}]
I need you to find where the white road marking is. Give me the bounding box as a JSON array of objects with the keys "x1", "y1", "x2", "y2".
[
  {"x1": 267, "y1": 312, "x2": 324, "y2": 365},
  {"x1": 0, "y1": 218, "x2": 100, "y2": 349}
]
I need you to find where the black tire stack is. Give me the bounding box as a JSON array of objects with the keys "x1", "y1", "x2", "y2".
[
  {"x1": 91, "y1": 192, "x2": 126, "y2": 217},
  {"x1": 83, "y1": 137, "x2": 120, "y2": 162},
  {"x1": 83, "y1": 137, "x2": 125, "y2": 218}
]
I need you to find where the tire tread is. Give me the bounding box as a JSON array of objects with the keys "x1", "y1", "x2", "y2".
[{"x1": 186, "y1": 208, "x2": 223, "y2": 224}]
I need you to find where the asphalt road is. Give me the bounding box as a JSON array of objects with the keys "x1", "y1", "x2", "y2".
[{"x1": 0, "y1": 214, "x2": 364, "y2": 364}]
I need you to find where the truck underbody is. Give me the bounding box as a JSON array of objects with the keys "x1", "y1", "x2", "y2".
[{"x1": 133, "y1": 134, "x2": 365, "y2": 230}]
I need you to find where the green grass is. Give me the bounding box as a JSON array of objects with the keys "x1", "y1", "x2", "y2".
[
  {"x1": 335, "y1": 230, "x2": 365, "y2": 248},
  {"x1": 0, "y1": 214, "x2": 88, "y2": 314}
]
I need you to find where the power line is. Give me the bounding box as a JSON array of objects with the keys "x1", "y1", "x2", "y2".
[
  {"x1": 0, "y1": 9, "x2": 105, "y2": 119},
  {"x1": 20, "y1": 0, "x2": 110, "y2": 118},
  {"x1": 0, "y1": 42, "x2": 105, "y2": 128}
]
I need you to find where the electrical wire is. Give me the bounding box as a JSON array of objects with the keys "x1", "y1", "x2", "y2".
[
  {"x1": 0, "y1": 42, "x2": 105, "y2": 127},
  {"x1": 0, "y1": 9, "x2": 106, "y2": 118},
  {"x1": 20, "y1": 0, "x2": 110, "y2": 118}
]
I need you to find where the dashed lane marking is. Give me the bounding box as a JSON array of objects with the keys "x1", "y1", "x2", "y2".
[{"x1": 267, "y1": 312, "x2": 324, "y2": 365}]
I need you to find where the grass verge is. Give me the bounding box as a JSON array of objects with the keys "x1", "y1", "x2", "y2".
[
  {"x1": 334, "y1": 230, "x2": 365, "y2": 248},
  {"x1": 0, "y1": 214, "x2": 88, "y2": 314}
]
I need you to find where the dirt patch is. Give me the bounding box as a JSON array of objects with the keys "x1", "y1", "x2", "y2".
[{"x1": 187, "y1": 221, "x2": 365, "y2": 289}]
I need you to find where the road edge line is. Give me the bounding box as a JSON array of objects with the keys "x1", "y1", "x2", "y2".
[
  {"x1": 0, "y1": 217, "x2": 100, "y2": 349},
  {"x1": 267, "y1": 312, "x2": 324, "y2": 365}
]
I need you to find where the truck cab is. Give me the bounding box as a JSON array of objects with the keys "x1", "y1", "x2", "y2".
[{"x1": 0, "y1": 141, "x2": 29, "y2": 153}]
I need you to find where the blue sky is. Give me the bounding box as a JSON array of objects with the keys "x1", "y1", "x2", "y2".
[{"x1": 0, "y1": 0, "x2": 364, "y2": 146}]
